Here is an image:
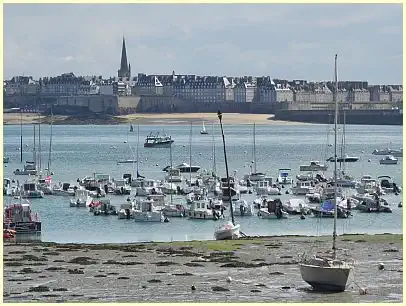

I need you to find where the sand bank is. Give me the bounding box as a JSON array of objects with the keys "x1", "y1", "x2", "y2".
[
  {"x1": 3, "y1": 112, "x2": 310, "y2": 126},
  {"x1": 3, "y1": 234, "x2": 402, "y2": 302}
]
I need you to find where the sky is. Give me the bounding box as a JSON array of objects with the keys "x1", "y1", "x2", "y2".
[{"x1": 3, "y1": 3, "x2": 403, "y2": 84}]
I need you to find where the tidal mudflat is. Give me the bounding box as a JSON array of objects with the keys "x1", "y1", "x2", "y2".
[{"x1": 3, "y1": 234, "x2": 402, "y2": 302}]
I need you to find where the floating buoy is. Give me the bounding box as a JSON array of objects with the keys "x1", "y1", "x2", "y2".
[
  {"x1": 368, "y1": 159, "x2": 371, "y2": 162},
  {"x1": 300, "y1": 215, "x2": 305, "y2": 220},
  {"x1": 359, "y1": 287, "x2": 367, "y2": 295},
  {"x1": 361, "y1": 150, "x2": 364, "y2": 153},
  {"x1": 124, "y1": 140, "x2": 127, "y2": 143},
  {"x1": 226, "y1": 276, "x2": 232, "y2": 283},
  {"x1": 378, "y1": 263, "x2": 385, "y2": 270}
]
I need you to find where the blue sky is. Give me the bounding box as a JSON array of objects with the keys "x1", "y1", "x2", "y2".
[{"x1": 3, "y1": 3, "x2": 403, "y2": 84}]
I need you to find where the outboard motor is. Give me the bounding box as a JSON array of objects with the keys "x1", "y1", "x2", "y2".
[{"x1": 125, "y1": 208, "x2": 131, "y2": 219}]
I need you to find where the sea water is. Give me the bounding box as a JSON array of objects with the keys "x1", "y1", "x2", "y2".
[{"x1": 3, "y1": 123, "x2": 403, "y2": 243}]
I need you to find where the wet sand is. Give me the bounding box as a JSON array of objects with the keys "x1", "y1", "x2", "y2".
[
  {"x1": 3, "y1": 112, "x2": 310, "y2": 126},
  {"x1": 3, "y1": 234, "x2": 402, "y2": 302}
]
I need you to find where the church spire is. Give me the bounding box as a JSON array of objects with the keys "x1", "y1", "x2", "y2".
[
  {"x1": 120, "y1": 37, "x2": 128, "y2": 72},
  {"x1": 118, "y1": 37, "x2": 130, "y2": 79}
]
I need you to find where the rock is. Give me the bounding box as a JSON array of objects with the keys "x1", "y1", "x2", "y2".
[
  {"x1": 359, "y1": 287, "x2": 367, "y2": 295},
  {"x1": 226, "y1": 276, "x2": 232, "y2": 283},
  {"x1": 378, "y1": 263, "x2": 385, "y2": 270},
  {"x1": 191, "y1": 285, "x2": 196, "y2": 291}
]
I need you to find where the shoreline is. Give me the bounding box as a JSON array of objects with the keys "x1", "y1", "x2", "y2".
[
  {"x1": 4, "y1": 233, "x2": 402, "y2": 302},
  {"x1": 2, "y1": 112, "x2": 312, "y2": 126}
]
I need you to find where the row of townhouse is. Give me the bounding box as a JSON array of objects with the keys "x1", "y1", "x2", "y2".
[{"x1": 4, "y1": 73, "x2": 403, "y2": 104}]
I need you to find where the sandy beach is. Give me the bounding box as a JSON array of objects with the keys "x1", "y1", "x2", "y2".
[
  {"x1": 2, "y1": 112, "x2": 309, "y2": 126},
  {"x1": 3, "y1": 234, "x2": 402, "y2": 302}
]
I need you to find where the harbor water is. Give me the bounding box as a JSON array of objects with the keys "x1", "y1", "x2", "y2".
[{"x1": 3, "y1": 123, "x2": 403, "y2": 244}]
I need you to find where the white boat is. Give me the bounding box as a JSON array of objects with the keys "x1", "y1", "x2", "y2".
[
  {"x1": 176, "y1": 163, "x2": 200, "y2": 173},
  {"x1": 161, "y1": 203, "x2": 187, "y2": 217},
  {"x1": 232, "y1": 197, "x2": 254, "y2": 216},
  {"x1": 291, "y1": 180, "x2": 315, "y2": 195},
  {"x1": 135, "y1": 179, "x2": 162, "y2": 196},
  {"x1": 70, "y1": 189, "x2": 92, "y2": 207},
  {"x1": 165, "y1": 168, "x2": 183, "y2": 183},
  {"x1": 200, "y1": 121, "x2": 208, "y2": 135},
  {"x1": 21, "y1": 181, "x2": 44, "y2": 199},
  {"x1": 378, "y1": 175, "x2": 401, "y2": 194},
  {"x1": 113, "y1": 179, "x2": 131, "y2": 195},
  {"x1": 373, "y1": 148, "x2": 402, "y2": 157},
  {"x1": 283, "y1": 198, "x2": 311, "y2": 215},
  {"x1": 276, "y1": 168, "x2": 293, "y2": 185},
  {"x1": 161, "y1": 182, "x2": 177, "y2": 194},
  {"x1": 299, "y1": 54, "x2": 352, "y2": 293},
  {"x1": 13, "y1": 161, "x2": 37, "y2": 176},
  {"x1": 257, "y1": 199, "x2": 288, "y2": 219},
  {"x1": 144, "y1": 132, "x2": 174, "y2": 148},
  {"x1": 299, "y1": 161, "x2": 328, "y2": 172},
  {"x1": 255, "y1": 179, "x2": 281, "y2": 196},
  {"x1": 379, "y1": 155, "x2": 398, "y2": 165},
  {"x1": 214, "y1": 221, "x2": 240, "y2": 240},
  {"x1": 118, "y1": 200, "x2": 136, "y2": 219},
  {"x1": 188, "y1": 198, "x2": 213, "y2": 220},
  {"x1": 355, "y1": 177, "x2": 379, "y2": 195},
  {"x1": 132, "y1": 199, "x2": 164, "y2": 222}
]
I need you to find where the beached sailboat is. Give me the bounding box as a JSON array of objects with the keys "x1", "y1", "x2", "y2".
[
  {"x1": 299, "y1": 55, "x2": 353, "y2": 292},
  {"x1": 200, "y1": 121, "x2": 208, "y2": 135}
]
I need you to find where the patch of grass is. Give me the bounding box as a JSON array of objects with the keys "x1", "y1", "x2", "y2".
[
  {"x1": 9, "y1": 251, "x2": 27, "y2": 254},
  {"x1": 4, "y1": 262, "x2": 23, "y2": 267},
  {"x1": 164, "y1": 239, "x2": 263, "y2": 252},
  {"x1": 53, "y1": 288, "x2": 68, "y2": 292},
  {"x1": 172, "y1": 272, "x2": 194, "y2": 276},
  {"x1": 22, "y1": 255, "x2": 47, "y2": 262},
  {"x1": 94, "y1": 274, "x2": 107, "y2": 278},
  {"x1": 147, "y1": 279, "x2": 161, "y2": 283},
  {"x1": 43, "y1": 252, "x2": 60, "y2": 256},
  {"x1": 19, "y1": 268, "x2": 40, "y2": 274},
  {"x1": 117, "y1": 276, "x2": 130, "y2": 280},
  {"x1": 45, "y1": 267, "x2": 66, "y2": 271},
  {"x1": 212, "y1": 286, "x2": 229, "y2": 292},
  {"x1": 184, "y1": 262, "x2": 204, "y2": 267},
  {"x1": 102, "y1": 260, "x2": 144, "y2": 265},
  {"x1": 339, "y1": 234, "x2": 402, "y2": 244}
]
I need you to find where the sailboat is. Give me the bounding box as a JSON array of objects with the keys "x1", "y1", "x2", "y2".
[
  {"x1": 200, "y1": 121, "x2": 208, "y2": 135},
  {"x1": 299, "y1": 55, "x2": 353, "y2": 292},
  {"x1": 214, "y1": 111, "x2": 241, "y2": 240},
  {"x1": 247, "y1": 123, "x2": 265, "y2": 182}
]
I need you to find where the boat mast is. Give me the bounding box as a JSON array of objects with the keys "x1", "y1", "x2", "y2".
[
  {"x1": 189, "y1": 122, "x2": 192, "y2": 183},
  {"x1": 343, "y1": 111, "x2": 346, "y2": 174},
  {"x1": 46, "y1": 107, "x2": 53, "y2": 176},
  {"x1": 38, "y1": 109, "x2": 41, "y2": 173},
  {"x1": 217, "y1": 111, "x2": 235, "y2": 226},
  {"x1": 333, "y1": 54, "x2": 338, "y2": 259},
  {"x1": 212, "y1": 122, "x2": 216, "y2": 174},
  {"x1": 253, "y1": 123, "x2": 257, "y2": 174},
  {"x1": 33, "y1": 125, "x2": 37, "y2": 170},
  {"x1": 170, "y1": 141, "x2": 173, "y2": 205},
  {"x1": 20, "y1": 108, "x2": 23, "y2": 163},
  {"x1": 136, "y1": 124, "x2": 140, "y2": 177}
]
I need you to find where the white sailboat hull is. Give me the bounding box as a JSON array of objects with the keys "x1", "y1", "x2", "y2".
[
  {"x1": 214, "y1": 223, "x2": 240, "y2": 240},
  {"x1": 299, "y1": 262, "x2": 351, "y2": 292}
]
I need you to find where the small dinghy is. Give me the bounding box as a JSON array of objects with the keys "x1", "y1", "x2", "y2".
[{"x1": 214, "y1": 221, "x2": 240, "y2": 240}]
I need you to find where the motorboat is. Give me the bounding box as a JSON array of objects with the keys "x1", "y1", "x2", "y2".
[
  {"x1": 187, "y1": 198, "x2": 213, "y2": 220},
  {"x1": 3, "y1": 199, "x2": 41, "y2": 234},
  {"x1": 283, "y1": 198, "x2": 311, "y2": 215},
  {"x1": 135, "y1": 179, "x2": 162, "y2": 196},
  {"x1": 372, "y1": 148, "x2": 402, "y2": 157},
  {"x1": 161, "y1": 182, "x2": 177, "y2": 194},
  {"x1": 257, "y1": 198, "x2": 288, "y2": 219},
  {"x1": 117, "y1": 159, "x2": 137, "y2": 164},
  {"x1": 255, "y1": 179, "x2": 281, "y2": 196},
  {"x1": 132, "y1": 199, "x2": 164, "y2": 222},
  {"x1": 144, "y1": 132, "x2": 174, "y2": 148},
  {"x1": 175, "y1": 163, "x2": 200, "y2": 173},
  {"x1": 13, "y1": 161, "x2": 37, "y2": 176},
  {"x1": 232, "y1": 197, "x2": 254, "y2": 216},
  {"x1": 161, "y1": 202, "x2": 187, "y2": 217},
  {"x1": 113, "y1": 179, "x2": 131, "y2": 195},
  {"x1": 214, "y1": 221, "x2": 240, "y2": 240},
  {"x1": 379, "y1": 155, "x2": 398, "y2": 165},
  {"x1": 245, "y1": 172, "x2": 266, "y2": 182},
  {"x1": 299, "y1": 161, "x2": 328, "y2": 172},
  {"x1": 92, "y1": 199, "x2": 117, "y2": 216},
  {"x1": 21, "y1": 181, "x2": 44, "y2": 199},
  {"x1": 378, "y1": 175, "x2": 402, "y2": 194},
  {"x1": 70, "y1": 189, "x2": 92, "y2": 207},
  {"x1": 310, "y1": 199, "x2": 350, "y2": 219},
  {"x1": 355, "y1": 176, "x2": 379, "y2": 195},
  {"x1": 220, "y1": 177, "x2": 239, "y2": 201},
  {"x1": 118, "y1": 200, "x2": 136, "y2": 219},
  {"x1": 253, "y1": 195, "x2": 270, "y2": 209},
  {"x1": 291, "y1": 180, "x2": 315, "y2": 195},
  {"x1": 165, "y1": 168, "x2": 183, "y2": 183},
  {"x1": 356, "y1": 196, "x2": 392, "y2": 213},
  {"x1": 326, "y1": 155, "x2": 359, "y2": 163},
  {"x1": 276, "y1": 168, "x2": 293, "y2": 185}
]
